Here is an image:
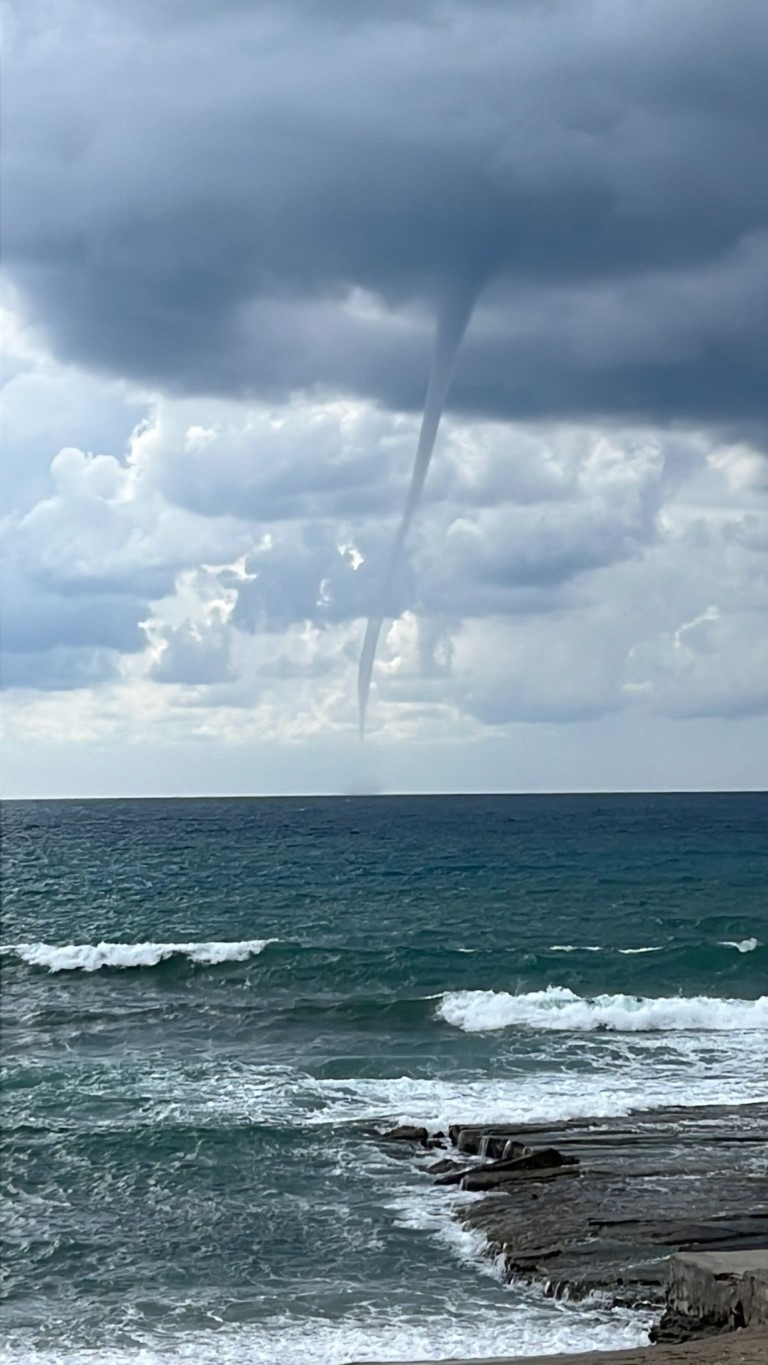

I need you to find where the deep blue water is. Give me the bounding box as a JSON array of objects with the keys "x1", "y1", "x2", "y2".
[{"x1": 2, "y1": 793, "x2": 766, "y2": 1363}]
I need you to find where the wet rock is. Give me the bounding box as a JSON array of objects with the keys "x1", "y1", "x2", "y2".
[
  {"x1": 462, "y1": 1161, "x2": 581, "y2": 1192},
  {"x1": 435, "y1": 1144, "x2": 578, "y2": 1188},
  {"x1": 434, "y1": 1165, "x2": 472, "y2": 1186},
  {"x1": 497, "y1": 1146, "x2": 577, "y2": 1172},
  {"x1": 426, "y1": 1158, "x2": 464, "y2": 1176},
  {"x1": 448, "y1": 1103, "x2": 768, "y2": 1321},
  {"x1": 381, "y1": 1125, "x2": 430, "y2": 1146},
  {"x1": 448, "y1": 1126, "x2": 530, "y2": 1161}
]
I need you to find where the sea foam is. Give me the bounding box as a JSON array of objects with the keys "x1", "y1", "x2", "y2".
[
  {"x1": 550, "y1": 944, "x2": 603, "y2": 952},
  {"x1": 1, "y1": 939, "x2": 276, "y2": 972},
  {"x1": 437, "y1": 985, "x2": 768, "y2": 1033},
  {"x1": 719, "y1": 937, "x2": 759, "y2": 953},
  {"x1": 552, "y1": 945, "x2": 663, "y2": 954},
  {"x1": 0, "y1": 1301, "x2": 650, "y2": 1365}
]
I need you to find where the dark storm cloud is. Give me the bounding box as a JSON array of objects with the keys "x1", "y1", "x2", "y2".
[{"x1": 4, "y1": 0, "x2": 768, "y2": 426}]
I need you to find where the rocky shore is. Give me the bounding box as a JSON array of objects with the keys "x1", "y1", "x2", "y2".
[{"x1": 374, "y1": 1101, "x2": 768, "y2": 1357}]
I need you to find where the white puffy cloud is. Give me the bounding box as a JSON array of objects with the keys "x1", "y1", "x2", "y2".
[
  {"x1": 1, "y1": 306, "x2": 767, "y2": 794},
  {"x1": 135, "y1": 388, "x2": 417, "y2": 524},
  {"x1": 626, "y1": 607, "x2": 768, "y2": 719}
]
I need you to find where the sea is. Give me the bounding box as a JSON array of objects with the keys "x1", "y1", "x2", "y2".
[{"x1": 2, "y1": 792, "x2": 766, "y2": 1365}]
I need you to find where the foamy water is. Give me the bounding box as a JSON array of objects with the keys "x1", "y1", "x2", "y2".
[
  {"x1": 719, "y1": 937, "x2": 760, "y2": 953},
  {"x1": 438, "y1": 985, "x2": 768, "y2": 1033},
  {"x1": 0, "y1": 1301, "x2": 652, "y2": 1365},
  {"x1": 1, "y1": 940, "x2": 276, "y2": 971}
]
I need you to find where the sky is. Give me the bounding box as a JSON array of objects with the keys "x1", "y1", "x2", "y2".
[{"x1": 2, "y1": 0, "x2": 767, "y2": 797}]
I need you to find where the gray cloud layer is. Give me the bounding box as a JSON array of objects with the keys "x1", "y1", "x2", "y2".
[
  {"x1": 3, "y1": 0, "x2": 768, "y2": 767},
  {"x1": 6, "y1": 0, "x2": 768, "y2": 429}
]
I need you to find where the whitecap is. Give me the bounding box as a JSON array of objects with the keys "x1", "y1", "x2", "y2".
[
  {"x1": 719, "y1": 937, "x2": 759, "y2": 954},
  {"x1": 1, "y1": 940, "x2": 277, "y2": 972},
  {"x1": 437, "y1": 985, "x2": 768, "y2": 1033},
  {"x1": 550, "y1": 944, "x2": 603, "y2": 952}
]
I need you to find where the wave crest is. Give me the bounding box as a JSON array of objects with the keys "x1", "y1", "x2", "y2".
[
  {"x1": 437, "y1": 985, "x2": 768, "y2": 1033},
  {"x1": 0, "y1": 939, "x2": 276, "y2": 972},
  {"x1": 719, "y1": 938, "x2": 759, "y2": 954},
  {"x1": 550, "y1": 944, "x2": 602, "y2": 952}
]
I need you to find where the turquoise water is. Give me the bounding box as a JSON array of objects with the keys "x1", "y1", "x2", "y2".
[{"x1": 2, "y1": 793, "x2": 766, "y2": 1363}]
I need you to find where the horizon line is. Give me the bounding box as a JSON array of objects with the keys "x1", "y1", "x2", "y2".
[{"x1": 2, "y1": 787, "x2": 766, "y2": 803}]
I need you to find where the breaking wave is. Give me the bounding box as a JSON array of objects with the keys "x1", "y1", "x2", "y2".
[
  {"x1": 719, "y1": 937, "x2": 759, "y2": 953},
  {"x1": 0, "y1": 940, "x2": 277, "y2": 973},
  {"x1": 437, "y1": 985, "x2": 768, "y2": 1033},
  {"x1": 0, "y1": 1303, "x2": 650, "y2": 1365},
  {"x1": 550, "y1": 944, "x2": 602, "y2": 952},
  {"x1": 550, "y1": 945, "x2": 663, "y2": 954},
  {"x1": 617, "y1": 946, "x2": 664, "y2": 955}
]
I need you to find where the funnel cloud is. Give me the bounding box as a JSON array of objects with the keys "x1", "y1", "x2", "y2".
[{"x1": 357, "y1": 280, "x2": 481, "y2": 734}]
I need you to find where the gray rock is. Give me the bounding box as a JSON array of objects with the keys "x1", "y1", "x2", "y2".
[
  {"x1": 381, "y1": 1125, "x2": 430, "y2": 1146},
  {"x1": 452, "y1": 1103, "x2": 768, "y2": 1317},
  {"x1": 426, "y1": 1157, "x2": 464, "y2": 1176},
  {"x1": 462, "y1": 1163, "x2": 581, "y2": 1192},
  {"x1": 495, "y1": 1146, "x2": 577, "y2": 1171},
  {"x1": 448, "y1": 1126, "x2": 530, "y2": 1161},
  {"x1": 434, "y1": 1165, "x2": 472, "y2": 1187},
  {"x1": 435, "y1": 1144, "x2": 578, "y2": 1188},
  {"x1": 652, "y1": 1251, "x2": 768, "y2": 1342}
]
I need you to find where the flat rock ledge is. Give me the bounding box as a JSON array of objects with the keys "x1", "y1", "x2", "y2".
[{"x1": 378, "y1": 1102, "x2": 768, "y2": 1348}]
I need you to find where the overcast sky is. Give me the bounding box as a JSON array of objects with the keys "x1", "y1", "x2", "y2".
[{"x1": 2, "y1": 0, "x2": 767, "y2": 797}]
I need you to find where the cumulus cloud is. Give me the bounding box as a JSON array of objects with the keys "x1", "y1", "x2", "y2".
[
  {"x1": 133, "y1": 392, "x2": 415, "y2": 523},
  {"x1": 626, "y1": 606, "x2": 768, "y2": 720},
  {"x1": 3, "y1": 311, "x2": 767, "y2": 731},
  {"x1": 149, "y1": 619, "x2": 235, "y2": 686}
]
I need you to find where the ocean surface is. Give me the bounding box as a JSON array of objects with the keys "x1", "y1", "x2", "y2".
[{"x1": 2, "y1": 792, "x2": 767, "y2": 1364}]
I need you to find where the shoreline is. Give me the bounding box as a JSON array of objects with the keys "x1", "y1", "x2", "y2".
[
  {"x1": 351, "y1": 1330, "x2": 768, "y2": 1365},
  {"x1": 365, "y1": 1102, "x2": 768, "y2": 1365}
]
